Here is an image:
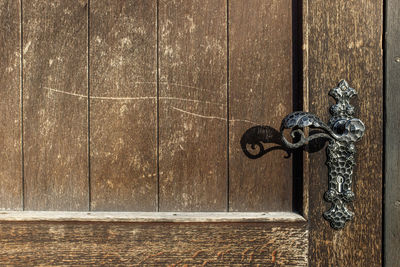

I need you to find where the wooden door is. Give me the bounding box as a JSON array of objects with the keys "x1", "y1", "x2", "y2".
[{"x1": 0, "y1": 0, "x2": 382, "y2": 266}]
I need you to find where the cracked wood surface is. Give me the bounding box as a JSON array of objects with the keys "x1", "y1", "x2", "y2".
[{"x1": 0, "y1": 221, "x2": 308, "y2": 266}]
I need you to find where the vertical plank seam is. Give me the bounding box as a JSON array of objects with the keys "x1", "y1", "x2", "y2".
[
  {"x1": 292, "y1": 0, "x2": 304, "y2": 214},
  {"x1": 302, "y1": 0, "x2": 310, "y2": 221},
  {"x1": 226, "y1": 0, "x2": 230, "y2": 212},
  {"x1": 382, "y1": 0, "x2": 387, "y2": 265},
  {"x1": 303, "y1": 0, "x2": 311, "y2": 256},
  {"x1": 156, "y1": 0, "x2": 160, "y2": 212},
  {"x1": 20, "y1": 0, "x2": 24, "y2": 211},
  {"x1": 87, "y1": 0, "x2": 91, "y2": 211}
]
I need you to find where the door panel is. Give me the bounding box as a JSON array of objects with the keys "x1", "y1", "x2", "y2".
[
  {"x1": 228, "y1": 0, "x2": 293, "y2": 212},
  {"x1": 158, "y1": 0, "x2": 228, "y2": 212},
  {"x1": 90, "y1": 0, "x2": 158, "y2": 211},
  {"x1": 23, "y1": 0, "x2": 89, "y2": 210},
  {"x1": 0, "y1": 0, "x2": 22, "y2": 210},
  {"x1": 14, "y1": 0, "x2": 295, "y2": 212}
]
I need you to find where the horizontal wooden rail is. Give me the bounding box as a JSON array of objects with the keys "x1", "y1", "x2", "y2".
[{"x1": 0, "y1": 211, "x2": 305, "y2": 223}]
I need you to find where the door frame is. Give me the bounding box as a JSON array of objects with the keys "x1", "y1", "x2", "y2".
[
  {"x1": 384, "y1": 0, "x2": 399, "y2": 266},
  {"x1": 304, "y1": 1, "x2": 383, "y2": 266}
]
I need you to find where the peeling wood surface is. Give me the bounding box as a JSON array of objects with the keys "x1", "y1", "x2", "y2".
[
  {"x1": 385, "y1": 0, "x2": 400, "y2": 265},
  {"x1": 90, "y1": 0, "x2": 157, "y2": 211},
  {"x1": 23, "y1": 0, "x2": 89, "y2": 210},
  {"x1": 305, "y1": 1, "x2": 383, "y2": 266},
  {"x1": 158, "y1": 0, "x2": 228, "y2": 211},
  {"x1": 0, "y1": 221, "x2": 308, "y2": 266},
  {"x1": 228, "y1": 0, "x2": 293, "y2": 212},
  {"x1": 0, "y1": 0, "x2": 22, "y2": 209}
]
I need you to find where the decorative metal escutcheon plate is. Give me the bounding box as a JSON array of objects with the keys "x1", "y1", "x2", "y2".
[
  {"x1": 280, "y1": 80, "x2": 365, "y2": 229},
  {"x1": 268, "y1": 80, "x2": 365, "y2": 229}
]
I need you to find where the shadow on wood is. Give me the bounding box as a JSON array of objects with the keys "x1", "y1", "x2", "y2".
[{"x1": 240, "y1": 126, "x2": 329, "y2": 159}]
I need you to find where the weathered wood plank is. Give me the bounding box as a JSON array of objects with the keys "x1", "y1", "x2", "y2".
[
  {"x1": 90, "y1": 0, "x2": 157, "y2": 211},
  {"x1": 0, "y1": 0, "x2": 22, "y2": 210},
  {"x1": 305, "y1": 1, "x2": 383, "y2": 266},
  {"x1": 385, "y1": 0, "x2": 400, "y2": 265},
  {"x1": 0, "y1": 211, "x2": 305, "y2": 223},
  {"x1": 0, "y1": 221, "x2": 307, "y2": 265},
  {"x1": 23, "y1": 0, "x2": 89, "y2": 210},
  {"x1": 158, "y1": 0, "x2": 227, "y2": 211},
  {"x1": 228, "y1": 0, "x2": 293, "y2": 211}
]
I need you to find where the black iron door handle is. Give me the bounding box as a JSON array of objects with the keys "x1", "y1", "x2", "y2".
[{"x1": 244, "y1": 80, "x2": 365, "y2": 229}]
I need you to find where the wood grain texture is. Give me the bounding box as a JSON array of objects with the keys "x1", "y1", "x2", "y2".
[
  {"x1": 0, "y1": 211, "x2": 305, "y2": 223},
  {"x1": 90, "y1": 0, "x2": 157, "y2": 211},
  {"x1": 305, "y1": 1, "x2": 383, "y2": 266},
  {"x1": 0, "y1": 0, "x2": 22, "y2": 210},
  {"x1": 158, "y1": 0, "x2": 227, "y2": 211},
  {"x1": 385, "y1": 0, "x2": 400, "y2": 265},
  {"x1": 23, "y1": 0, "x2": 89, "y2": 210},
  {"x1": 228, "y1": 0, "x2": 293, "y2": 211},
  {"x1": 0, "y1": 221, "x2": 307, "y2": 266}
]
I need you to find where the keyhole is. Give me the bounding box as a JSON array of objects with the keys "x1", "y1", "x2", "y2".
[{"x1": 337, "y1": 176, "x2": 344, "y2": 192}]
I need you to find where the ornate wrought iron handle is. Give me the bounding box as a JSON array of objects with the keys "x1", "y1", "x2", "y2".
[
  {"x1": 281, "y1": 80, "x2": 365, "y2": 229},
  {"x1": 280, "y1": 80, "x2": 365, "y2": 229},
  {"x1": 242, "y1": 80, "x2": 364, "y2": 229}
]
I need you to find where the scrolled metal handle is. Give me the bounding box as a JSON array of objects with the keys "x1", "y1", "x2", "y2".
[
  {"x1": 282, "y1": 80, "x2": 365, "y2": 229},
  {"x1": 242, "y1": 80, "x2": 364, "y2": 229}
]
